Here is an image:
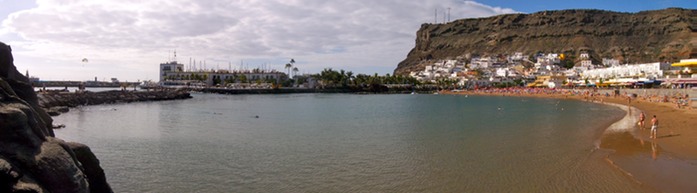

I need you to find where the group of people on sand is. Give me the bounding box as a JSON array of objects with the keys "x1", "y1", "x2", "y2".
[
  {"x1": 463, "y1": 87, "x2": 578, "y2": 96},
  {"x1": 632, "y1": 92, "x2": 693, "y2": 110},
  {"x1": 462, "y1": 87, "x2": 694, "y2": 109},
  {"x1": 638, "y1": 112, "x2": 659, "y2": 139}
]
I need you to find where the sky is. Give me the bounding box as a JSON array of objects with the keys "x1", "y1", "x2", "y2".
[{"x1": 1, "y1": 0, "x2": 695, "y2": 81}]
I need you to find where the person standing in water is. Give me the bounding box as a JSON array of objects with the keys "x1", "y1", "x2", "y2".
[
  {"x1": 638, "y1": 112, "x2": 646, "y2": 129},
  {"x1": 650, "y1": 115, "x2": 659, "y2": 139}
]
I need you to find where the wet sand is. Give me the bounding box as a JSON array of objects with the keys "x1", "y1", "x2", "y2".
[{"x1": 444, "y1": 89, "x2": 697, "y2": 192}]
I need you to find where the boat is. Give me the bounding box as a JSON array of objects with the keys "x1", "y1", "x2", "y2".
[{"x1": 138, "y1": 81, "x2": 161, "y2": 89}]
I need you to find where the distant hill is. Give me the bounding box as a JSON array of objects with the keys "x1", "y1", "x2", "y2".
[{"x1": 394, "y1": 8, "x2": 697, "y2": 75}]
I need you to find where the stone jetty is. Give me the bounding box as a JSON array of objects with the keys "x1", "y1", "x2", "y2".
[
  {"x1": 39, "y1": 89, "x2": 192, "y2": 116},
  {"x1": 1, "y1": 41, "x2": 113, "y2": 192}
]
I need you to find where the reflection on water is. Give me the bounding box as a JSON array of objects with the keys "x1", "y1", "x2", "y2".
[
  {"x1": 54, "y1": 94, "x2": 647, "y2": 192},
  {"x1": 602, "y1": 130, "x2": 697, "y2": 192},
  {"x1": 651, "y1": 140, "x2": 658, "y2": 160}
]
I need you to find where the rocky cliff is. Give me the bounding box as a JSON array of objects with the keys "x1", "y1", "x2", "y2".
[
  {"x1": 394, "y1": 8, "x2": 697, "y2": 75},
  {"x1": 0, "y1": 41, "x2": 112, "y2": 192}
]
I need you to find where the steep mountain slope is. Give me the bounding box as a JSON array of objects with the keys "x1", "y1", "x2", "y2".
[{"x1": 394, "y1": 8, "x2": 697, "y2": 75}]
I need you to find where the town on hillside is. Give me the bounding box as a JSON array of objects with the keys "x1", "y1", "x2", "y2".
[
  {"x1": 407, "y1": 52, "x2": 697, "y2": 89},
  {"x1": 157, "y1": 53, "x2": 696, "y2": 91}
]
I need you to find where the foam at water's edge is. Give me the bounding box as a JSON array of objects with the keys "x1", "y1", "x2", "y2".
[
  {"x1": 601, "y1": 103, "x2": 641, "y2": 134},
  {"x1": 587, "y1": 102, "x2": 641, "y2": 150},
  {"x1": 592, "y1": 102, "x2": 654, "y2": 189}
]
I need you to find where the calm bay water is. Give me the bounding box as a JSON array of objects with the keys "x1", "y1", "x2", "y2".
[{"x1": 54, "y1": 93, "x2": 646, "y2": 192}]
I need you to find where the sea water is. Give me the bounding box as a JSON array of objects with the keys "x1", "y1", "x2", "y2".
[{"x1": 53, "y1": 93, "x2": 647, "y2": 192}]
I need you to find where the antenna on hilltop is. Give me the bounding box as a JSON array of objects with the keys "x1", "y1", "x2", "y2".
[
  {"x1": 448, "y1": 7, "x2": 451, "y2": 22},
  {"x1": 443, "y1": 9, "x2": 446, "y2": 23},
  {"x1": 434, "y1": 8, "x2": 438, "y2": 23}
]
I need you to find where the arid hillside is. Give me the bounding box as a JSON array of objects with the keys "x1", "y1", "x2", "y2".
[{"x1": 394, "y1": 8, "x2": 697, "y2": 75}]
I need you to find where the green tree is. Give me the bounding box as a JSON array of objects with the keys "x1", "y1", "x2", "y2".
[
  {"x1": 212, "y1": 75, "x2": 222, "y2": 86},
  {"x1": 339, "y1": 69, "x2": 347, "y2": 86},
  {"x1": 285, "y1": 63, "x2": 292, "y2": 77},
  {"x1": 285, "y1": 59, "x2": 296, "y2": 78},
  {"x1": 238, "y1": 74, "x2": 248, "y2": 83},
  {"x1": 346, "y1": 71, "x2": 354, "y2": 85}
]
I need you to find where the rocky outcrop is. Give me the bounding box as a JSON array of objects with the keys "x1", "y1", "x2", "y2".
[
  {"x1": 0, "y1": 41, "x2": 112, "y2": 192},
  {"x1": 38, "y1": 90, "x2": 192, "y2": 114},
  {"x1": 395, "y1": 8, "x2": 697, "y2": 75}
]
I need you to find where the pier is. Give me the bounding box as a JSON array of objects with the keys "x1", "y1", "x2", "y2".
[{"x1": 38, "y1": 89, "x2": 192, "y2": 115}]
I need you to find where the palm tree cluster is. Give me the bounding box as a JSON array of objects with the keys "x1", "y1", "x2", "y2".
[
  {"x1": 285, "y1": 59, "x2": 297, "y2": 77},
  {"x1": 313, "y1": 68, "x2": 420, "y2": 88}
]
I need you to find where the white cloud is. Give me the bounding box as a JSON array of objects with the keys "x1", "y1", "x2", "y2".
[{"x1": 2, "y1": 0, "x2": 516, "y2": 81}]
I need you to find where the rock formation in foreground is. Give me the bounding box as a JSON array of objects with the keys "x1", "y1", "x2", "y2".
[
  {"x1": 0, "y1": 41, "x2": 112, "y2": 192},
  {"x1": 395, "y1": 8, "x2": 697, "y2": 75}
]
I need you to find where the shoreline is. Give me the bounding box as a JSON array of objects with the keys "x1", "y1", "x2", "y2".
[{"x1": 442, "y1": 88, "x2": 697, "y2": 192}]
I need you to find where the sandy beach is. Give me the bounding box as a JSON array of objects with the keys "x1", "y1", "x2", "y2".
[{"x1": 444, "y1": 88, "x2": 697, "y2": 192}]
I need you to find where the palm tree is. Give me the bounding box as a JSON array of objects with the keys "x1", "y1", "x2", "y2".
[
  {"x1": 285, "y1": 63, "x2": 292, "y2": 78},
  {"x1": 346, "y1": 71, "x2": 354, "y2": 85},
  {"x1": 292, "y1": 67, "x2": 299, "y2": 77},
  {"x1": 339, "y1": 70, "x2": 346, "y2": 86}
]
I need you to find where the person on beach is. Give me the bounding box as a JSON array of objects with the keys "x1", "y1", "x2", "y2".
[
  {"x1": 626, "y1": 93, "x2": 632, "y2": 105},
  {"x1": 650, "y1": 115, "x2": 659, "y2": 139},
  {"x1": 638, "y1": 112, "x2": 645, "y2": 129}
]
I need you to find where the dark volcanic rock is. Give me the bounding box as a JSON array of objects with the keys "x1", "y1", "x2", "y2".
[
  {"x1": 37, "y1": 89, "x2": 192, "y2": 110},
  {"x1": 0, "y1": 41, "x2": 113, "y2": 192},
  {"x1": 66, "y1": 142, "x2": 112, "y2": 193},
  {"x1": 394, "y1": 8, "x2": 697, "y2": 75},
  {"x1": 45, "y1": 106, "x2": 69, "y2": 117}
]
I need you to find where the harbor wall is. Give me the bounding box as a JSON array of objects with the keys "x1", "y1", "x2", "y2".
[{"x1": 38, "y1": 89, "x2": 192, "y2": 113}]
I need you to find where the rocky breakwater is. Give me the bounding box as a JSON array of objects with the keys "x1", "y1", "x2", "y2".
[
  {"x1": 39, "y1": 89, "x2": 192, "y2": 116},
  {"x1": 0, "y1": 41, "x2": 112, "y2": 192}
]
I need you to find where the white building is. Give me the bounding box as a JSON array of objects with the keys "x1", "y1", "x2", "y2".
[
  {"x1": 160, "y1": 61, "x2": 184, "y2": 81},
  {"x1": 536, "y1": 53, "x2": 560, "y2": 65},
  {"x1": 160, "y1": 60, "x2": 287, "y2": 86},
  {"x1": 533, "y1": 62, "x2": 563, "y2": 76},
  {"x1": 602, "y1": 58, "x2": 621, "y2": 67},
  {"x1": 581, "y1": 62, "x2": 671, "y2": 79},
  {"x1": 411, "y1": 59, "x2": 468, "y2": 83},
  {"x1": 470, "y1": 57, "x2": 496, "y2": 69},
  {"x1": 507, "y1": 52, "x2": 524, "y2": 63},
  {"x1": 496, "y1": 68, "x2": 519, "y2": 78},
  {"x1": 578, "y1": 53, "x2": 593, "y2": 68},
  {"x1": 579, "y1": 53, "x2": 590, "y2": 60}
]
